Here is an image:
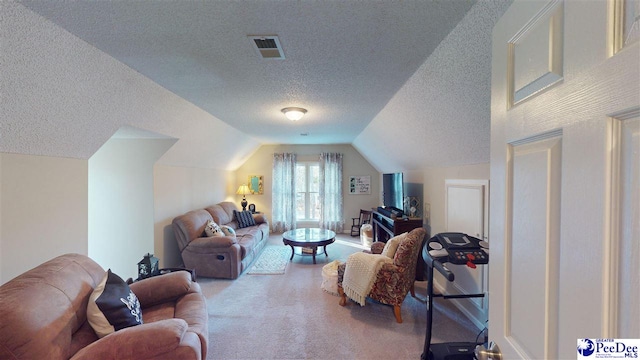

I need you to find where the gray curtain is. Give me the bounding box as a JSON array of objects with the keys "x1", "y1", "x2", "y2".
[
  {"x1": 271, "y1": 153, "x2": 297, "y2": 233},
  {"x1": 319, "y1": 152, "x2": 343, "y2": 232}
]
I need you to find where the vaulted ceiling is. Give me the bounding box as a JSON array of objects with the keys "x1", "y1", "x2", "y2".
[{"x1": 8, "y1": 0, "x2": 512, "y2": 171}]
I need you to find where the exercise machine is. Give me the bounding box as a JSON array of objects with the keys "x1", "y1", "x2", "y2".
[{"x1": 421, "y1": 233, "x2": 489, "y2": 360}]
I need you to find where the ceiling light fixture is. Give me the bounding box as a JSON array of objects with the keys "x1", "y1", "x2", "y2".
[{"x1": 281, "y1": 107, "x2": 307, "y2": 121}]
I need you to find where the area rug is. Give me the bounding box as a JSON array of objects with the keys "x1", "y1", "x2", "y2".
[{"x1": 247, "y1": 246, "x2": 290, "y2": 275}]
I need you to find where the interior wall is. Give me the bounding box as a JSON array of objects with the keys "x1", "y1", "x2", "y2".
[
  {"x1": 88, "y1": 138, "x2": 175, "y2": 280},
  {"x1": 0, "y1": 153, "x2": 88, "y2": 284},
  {"x1": 154, "y1": 165, "x2": 233, "y2": 268},
  {"x1": 236, "y1": 144, "x2": 380, "y2": 233},
  {"x1": 423, "y1": 162, "x2": 490, "y2": 328},
  {"x1": 423, "y1": 163, "x2": 490, "y2": 236}
]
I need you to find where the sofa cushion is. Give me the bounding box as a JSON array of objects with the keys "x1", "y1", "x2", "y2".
[
  {"x1": 236, "y1": 234, "x2": 257, "y2": 259},
  {"x1": 219, "y1": 202, "x2": 239, "y2": 221},
  {"x1": 87, "y1": 269, "x2": 143, "y2": 338},
  {"x1": 172, "y1": 209, "x2": 214, "y2": 251},
  {"x1": 234, "y1": 210, "x2": 256, "y2": 228},
  {"x1": 204, "y1": 220, "x2": 224, "y2": 237},
  {"x1": 206, "y1": 202, "x2": 236, "y2": 225}
]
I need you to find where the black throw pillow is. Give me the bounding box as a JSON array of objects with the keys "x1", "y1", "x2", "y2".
[
  {"x1": 234, "y1": 210, "x2": 256, "y2": 228},
  {"x1": 87, "y1": 269, "x2": 143, "y2": 338}
]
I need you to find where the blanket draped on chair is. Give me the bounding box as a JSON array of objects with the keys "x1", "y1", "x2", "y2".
[{"x1": 342, "y1": 252, "x2": 393, "y2": 306}]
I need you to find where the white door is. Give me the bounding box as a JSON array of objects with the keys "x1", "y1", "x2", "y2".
[
  {"x1": 489, "y1": 1, "x2": 639, "y2": 359},
  {"x1": 445, "y1": 179, "x2": 490, "y2": 324},
  {"x1": 445, "y1": 180, "x2": 489, "y2": 240}
]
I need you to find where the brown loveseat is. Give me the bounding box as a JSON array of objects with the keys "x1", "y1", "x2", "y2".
[
  {"x1": 172, "y1": 201, "x2": 269, "y2": 279},
  {"x1": 0, "y1": 253, "x2": 208, "y2": 360}
]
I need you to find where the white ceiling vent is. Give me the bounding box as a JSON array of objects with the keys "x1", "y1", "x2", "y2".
[{"x1": 248, "y1": 35, "x2": 285, "y2": 59}]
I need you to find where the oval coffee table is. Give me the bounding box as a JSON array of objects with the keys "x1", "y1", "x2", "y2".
[{"x1": 282, "y1": 228, "x2": 336, "y2": 264}]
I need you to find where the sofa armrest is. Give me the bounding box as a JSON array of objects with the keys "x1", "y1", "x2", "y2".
[
  {"x1": 370, "y1": 242, "x2": 385, "y2": 254},
  {"x1": 130, "y1": 271, "x2": 196, "y2": 308},
  {"x1": 253, "y1": 213, "x2": 267, "y2": 224},
  {"x1": 70, "y1": 319, "x2": 194, "y2": 360}
]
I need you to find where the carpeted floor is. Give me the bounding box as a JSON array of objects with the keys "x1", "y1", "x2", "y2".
[
  {"x1": 246, "y1": 246, "x2": 291, "y2": 274},
  {"x1": 198, "y1": 233, "x2": 480, "y2": 359}
]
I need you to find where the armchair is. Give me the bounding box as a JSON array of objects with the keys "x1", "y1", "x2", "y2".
[
  {"x1": 337, "y1": 227, "x2": 427, "y2": 323},
  {"x1": 0, "y1": 254, "x2": 208, "y2": 360}
]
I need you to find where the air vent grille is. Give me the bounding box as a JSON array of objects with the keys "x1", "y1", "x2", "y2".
[
  {"x1": 248, "y1": 35, "x2": 285, "y2": 59},
  {"x1": 254, "y1": 38, "x2": 277, "y2": 49}
]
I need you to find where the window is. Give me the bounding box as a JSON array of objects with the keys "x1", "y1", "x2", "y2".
[{"x1": 295, "y1": 162, "x2": 319, "y2": 220}]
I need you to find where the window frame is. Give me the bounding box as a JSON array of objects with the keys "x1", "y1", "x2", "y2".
[{"x1": 296, "y1": 161, "x2": 320, "y2": 221}]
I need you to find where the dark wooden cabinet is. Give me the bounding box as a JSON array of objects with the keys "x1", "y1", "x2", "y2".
[{"x1": 371, "y1": 209, "x2": 423, "y2": 243}]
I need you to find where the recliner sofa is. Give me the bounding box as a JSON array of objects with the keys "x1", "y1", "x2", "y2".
[
  {"x1": 0, "y1": 253, "x2": 208, "y2": 360},
  {"x1": 172, "y1": 201, "x2": 269, "y2": 279}
]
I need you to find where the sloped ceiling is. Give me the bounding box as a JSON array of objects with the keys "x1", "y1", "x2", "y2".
[
  {"x1": 2, "y1": 1, "x2": 512, "y2": 171},
  {"x1": 354, "y1": 0, "x2": 512, "y2": 171}
]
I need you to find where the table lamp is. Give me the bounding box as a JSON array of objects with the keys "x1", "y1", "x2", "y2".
[{"x1": 236, "y1": 184, "x2": 250, "y2": 211}]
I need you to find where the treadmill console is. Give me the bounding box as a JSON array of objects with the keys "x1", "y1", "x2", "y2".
[{"x1": 428, "y1": 232, "x2": 488, "y2": 268}]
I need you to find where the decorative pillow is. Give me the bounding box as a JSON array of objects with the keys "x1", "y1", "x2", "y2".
[
  {"x1": 204, "y1": 219, "x2": 224, "y2": 237},
  {"x1": 220, "y1": 225, "x2": 236, "y2": 237},
  {"x1": 87, "y1": 269, "x2": 143, "y2": 338},
  {"x1": 381, "y1": 232, "x2": 406, "y2": 258},
  {"x1": 234, "y1": 210, "x2": 256, "y2": 229}
]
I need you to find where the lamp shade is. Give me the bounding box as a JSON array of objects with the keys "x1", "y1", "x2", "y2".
[
  {"x1": 236, "y1": 184, "x2": 250, "y2": 211},
  {"x1": 236, "y1": 184, "x2": 250, "y2": 196},
  {"x1": 281, "y1": 107, "x2": 307, "y2": 121}
]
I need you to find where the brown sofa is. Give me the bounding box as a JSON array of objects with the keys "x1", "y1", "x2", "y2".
[
  {"x1": 0, "y1": 253, "x2": 208, "y2": 360},
  {"x1": 172, "y1": 201, "x2": 269, "y2": 279}
]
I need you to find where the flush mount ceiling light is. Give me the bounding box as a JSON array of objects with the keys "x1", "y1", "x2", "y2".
[{"x1": 281, "y1": 107, "x2": 307, "y2": 121}]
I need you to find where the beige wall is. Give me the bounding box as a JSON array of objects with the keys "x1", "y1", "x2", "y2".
[
  {"x1": 236, "y1": 144, "x2": 380, "y2": 233},
  {"x1": 154, "y1": 165, "x2": 232, "y2": 268},
  {"x1": 0, "y1": 151, "x2": 232, "y2": 284},
  {"x1": 423, "y1": 163, "x2": 490, "y2": 237},
  {"x1": 0, "y1": 153, "x2": 88, "y2": 283},
  {"x1": 88, "y1": 138, "x2": 176, "y2": 280}
]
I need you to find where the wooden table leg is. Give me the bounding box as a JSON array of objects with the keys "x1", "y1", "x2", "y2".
[{"x1": 288, "y1": 245, "x2": 295, "y2": 261}]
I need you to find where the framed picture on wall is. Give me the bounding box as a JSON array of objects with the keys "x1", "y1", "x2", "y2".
[
  {"x1": 248, "y1": 175, "x2": 263, "y2": 194},
  {"x1": 349, "y1": 175, "x2": 371, "y2": 194}
]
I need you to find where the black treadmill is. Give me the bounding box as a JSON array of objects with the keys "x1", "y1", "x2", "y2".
[{"x1": 420, "y1": 233, "x2": 489, "y2": 360}]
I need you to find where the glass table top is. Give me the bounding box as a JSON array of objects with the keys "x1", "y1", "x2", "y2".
[{"x1": 282, "y1": 228, "x2": 336, "y2": 243}]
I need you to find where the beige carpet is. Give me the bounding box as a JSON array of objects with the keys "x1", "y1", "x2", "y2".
[{"x1": 198, "y1": 233, "x2": 479, "y2": 359}]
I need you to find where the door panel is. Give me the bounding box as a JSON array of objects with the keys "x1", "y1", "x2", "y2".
[
  {"x1": 507, "y1": 136, "x2": 561, "y2": 359},
  {"x1": 490, "y1": 1, "x2": 639, "y2": 359},
  {"x1": 617, "y1": 115, "x2": 639, "y2": 337}
]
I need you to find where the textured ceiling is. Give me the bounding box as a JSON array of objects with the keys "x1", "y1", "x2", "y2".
[
  {"x1": 354, "y1": 0, "x2": 512, "y2": 170},
  {"x1": 19, "y1": 0, "x2": 477, "y2": 145}
]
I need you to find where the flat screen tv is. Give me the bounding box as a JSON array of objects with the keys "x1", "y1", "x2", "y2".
[{"x1": 382, "y1": 172, "x2": 404, "y2": 211}]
